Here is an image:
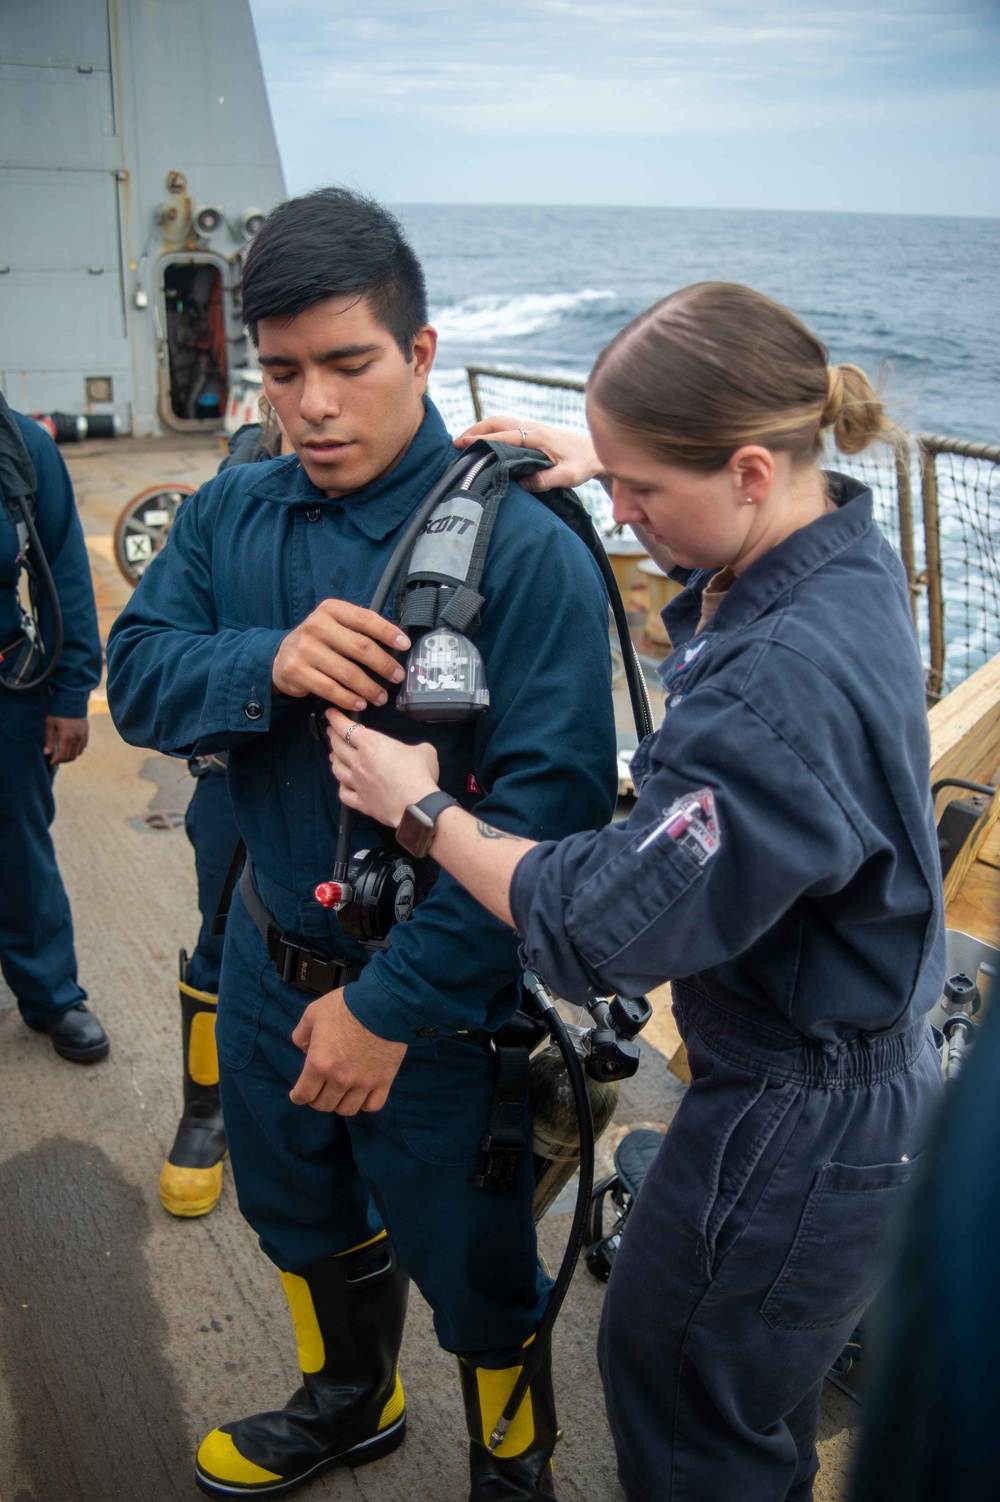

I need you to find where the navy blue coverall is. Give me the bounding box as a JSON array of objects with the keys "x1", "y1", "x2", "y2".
[
  {"x1": 183, "y1": 423, "x2": 273, "y2": 994},
  {"x1": 0, "y1": 412, "x2": 102, "y2": 1026},
  {"x1": 106, "y1": 400, "x2": 617, "y2": 1356},
  {"x1": 510, "y1": 476, "x2": 946, "y2": 1501}
]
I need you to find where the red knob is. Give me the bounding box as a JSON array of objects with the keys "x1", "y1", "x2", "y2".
[{"x1": 314, "y1": 881, "x2": 343, "y2": 908}]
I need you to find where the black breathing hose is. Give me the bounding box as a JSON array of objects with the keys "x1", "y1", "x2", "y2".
[
  {"x1": 491, "y1": 974, "x2": 597, "y2": 1450},
  {"x1": 592, "y1": 541, "x2": 655, "y2": 740},
  {"x1": 0, "y1": 493, "x2": 64, "y2": 693}
]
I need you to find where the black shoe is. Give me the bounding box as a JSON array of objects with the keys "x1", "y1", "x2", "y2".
[
  {"x1": 196, "y1": 1234, "x2": 409, "y2": 1497},
  {"x1": 26, "y1": 1003, "x2": 110, "y2": 1063}
]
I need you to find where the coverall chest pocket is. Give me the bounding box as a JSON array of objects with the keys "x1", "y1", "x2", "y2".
[{"x1": 761, "y1": 1153, "x2": 921, "y2": 1331}]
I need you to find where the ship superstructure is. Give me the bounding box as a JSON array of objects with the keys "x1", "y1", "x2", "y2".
[{"x1": 0, "y1": 0, "x2": 286, "y2": 435}]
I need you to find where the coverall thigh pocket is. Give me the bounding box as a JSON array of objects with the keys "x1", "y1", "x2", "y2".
[
  {"x1": 390, "y1": 1037, "x2": 494, "y2": 1167},
  {"x1": 215, "y1": 947, "x2": 272, "y2": 1071},
  {"x1": 699, "y1": 1075, "x2": 798, "y2": 1279},
  {"x1": 761, "y1": 1154, "x2": 921, "y2": 1331}
]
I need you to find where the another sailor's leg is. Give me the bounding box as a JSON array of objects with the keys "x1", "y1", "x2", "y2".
[
  {"x1": 158, "y1": 951, "x2": 228, "y2": 1216},
  {"x1": 0, "y1": 694, "x2": 108, "y2": 1062},
  {"x1": 347, "y1": 1034, "x2": 557, "y2": 1499},
  {"x1": 196, "y1": 892, "x2": 403, "y2": 1497},
  {"x1": 159, "y1": 768, "x2": 235, "y2": 1216}
]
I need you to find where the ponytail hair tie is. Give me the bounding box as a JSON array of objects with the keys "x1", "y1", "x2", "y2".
[{"x1": 822, "y1": 365, "x2": 845, "y2": 427}]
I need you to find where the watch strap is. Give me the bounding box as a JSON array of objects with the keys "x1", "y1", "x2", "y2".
[{"x1": 413, "y1": 791, "x2": 459, "y2": 823}]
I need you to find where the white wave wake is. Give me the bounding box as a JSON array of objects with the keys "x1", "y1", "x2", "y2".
[{"x1": 430, "y1": 289, "x2": 615, "y2": 343}]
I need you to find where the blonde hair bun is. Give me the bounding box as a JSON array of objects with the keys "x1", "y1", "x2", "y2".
[{"x1": 824, "y1": 363, "x2": 894, "y2": 455}]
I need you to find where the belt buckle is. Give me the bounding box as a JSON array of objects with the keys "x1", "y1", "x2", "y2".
[
  {"x1": 275, "y1": 936, "x2": 303, "y2": 987},
  {"x1": 277, "y1": 936, "x2": 341, "y2": 993}
]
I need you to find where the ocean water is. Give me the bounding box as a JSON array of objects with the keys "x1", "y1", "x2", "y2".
[
  {"x1": 397, "y1": 205, "x2": 999, "y2": 687},
  {"x1": 395, "y1": 205, "x2": 1000, "y2": 445}
]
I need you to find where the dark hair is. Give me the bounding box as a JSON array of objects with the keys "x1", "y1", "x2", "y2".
[
  {"x1": 589, "y1": 281, "x2": 894, "y2": 469},
  {"x1": 241, "y1": 187, "x2": 428, "y2": 358}
]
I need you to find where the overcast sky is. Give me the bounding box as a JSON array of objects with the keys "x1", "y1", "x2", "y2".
[{"x1": 248, "y1": 1, "x2": 1000, "y2": 216}]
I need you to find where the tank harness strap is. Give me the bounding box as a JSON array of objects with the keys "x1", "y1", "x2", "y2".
[
  {"x1": 210, "y1": 837, "x2": 246, "y2": 937},
  {"x1": 236, "y1": 864, "x2": 363, "y2": 993},
  {"x1": 189, "y1": 751, "x2": 230, "y2": 779},
  {"x1": 473, "y1": 1042, "x2": 531, "y2": 1190},
  {"x1": 392, "y1": 440, "x2": 570, "y2": 638},
  {"x1": 463, "y1": 1010, "x2": 547, "y2": 1191}
]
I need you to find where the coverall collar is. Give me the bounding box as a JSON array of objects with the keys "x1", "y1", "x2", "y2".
[
  {"x1": 245, "y1": 397, "x2": 454, "y2": 540},
  {"x1": 663, "y1": 472, "x2": 873, "y2": 649}
]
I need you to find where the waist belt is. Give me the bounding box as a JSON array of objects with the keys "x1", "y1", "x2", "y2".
[{"x1": 239, "y1": 865, "x2": 363, "y2": 994}]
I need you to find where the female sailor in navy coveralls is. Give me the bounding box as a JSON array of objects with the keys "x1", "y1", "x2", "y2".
[{"x1": 327, "y1": 283, "x2": 945, "y2": 1502}]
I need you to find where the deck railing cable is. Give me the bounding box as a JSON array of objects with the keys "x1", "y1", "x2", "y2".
[{"x1": 918, "y1": 436, "x2": 1000, "y2": 696}]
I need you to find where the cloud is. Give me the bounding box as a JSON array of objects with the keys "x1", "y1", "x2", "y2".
[{"x1": 247, "y1": 0, "x2": 1000, "y2": 212}]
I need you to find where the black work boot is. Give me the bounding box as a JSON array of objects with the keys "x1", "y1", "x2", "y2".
[
  {"x1": 459, "y1": 1342, "x2": 559, "y2": 1500},
  {"x1": 159, "y1": 950, "x2": 228, "y2": 1217},
  {"x1": 196, "y1": 1233, "x2": 409, "y2": 1497},
  {"x1": 25, "y1": 1001, "x2": 110, "y2": 1063}
]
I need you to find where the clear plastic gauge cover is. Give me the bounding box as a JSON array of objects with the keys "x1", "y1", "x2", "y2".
[{"x1": 396, "y1": 630, "x2": 490, "y2": 723}]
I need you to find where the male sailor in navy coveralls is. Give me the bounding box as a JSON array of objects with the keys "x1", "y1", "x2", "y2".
[
  {"x1": 106, "y1": 188, "x2": 616, "y2": 1500},
  {"x1": 0, "y1": 398, "x2": 108, "y2": 1063}
]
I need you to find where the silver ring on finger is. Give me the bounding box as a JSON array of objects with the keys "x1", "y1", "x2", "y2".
[
  {"x1": 519, "y1": 427, "x2": 528, "y2": 447},
  {"x1": 344, "y1": 722, "x2": 360, "y2": 747}
]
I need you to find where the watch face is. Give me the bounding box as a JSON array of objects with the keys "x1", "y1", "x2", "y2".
[{"x1": 397, "y1": 805, "x2": 434, "y2": 858}]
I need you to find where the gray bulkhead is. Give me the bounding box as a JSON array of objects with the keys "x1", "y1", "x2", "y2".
[{"x1": 0, "y1": 0, "x2": 286, "y2": 435}]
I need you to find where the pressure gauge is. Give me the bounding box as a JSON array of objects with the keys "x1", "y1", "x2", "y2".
[{"x1": 396, "y1": 629, "x2": 490, "y2": 723}]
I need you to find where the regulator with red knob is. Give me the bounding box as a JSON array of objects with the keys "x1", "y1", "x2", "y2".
[{"x1": 314, "y1": 847, "x2": 416, "y2": 947}]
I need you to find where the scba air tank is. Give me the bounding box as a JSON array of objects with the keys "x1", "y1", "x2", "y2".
[{"x1": 530, "y1": 1033, "x2": 619, "y2": 1221}]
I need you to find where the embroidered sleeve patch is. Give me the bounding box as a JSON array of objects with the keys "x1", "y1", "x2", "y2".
[{"x1": 636, "y1": 788, "x2": 720, "y2": 867}]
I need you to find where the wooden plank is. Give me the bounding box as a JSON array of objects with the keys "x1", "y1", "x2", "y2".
[
  {"x1": 643, "y1": 981, "x2": 682, "y2": 1061},
  {"x1": 979, "y1": 817, "x2": 1000, "y2": 873},
  {"x1": 929, "y1": 654, "x2": 1000, "y2": 797},
  {"x1": 942, "y1": 798, "x2": 997, "y2": 910},
  {"x1": 946, "y1": 862, "x2": 1000, "y2": 950}
]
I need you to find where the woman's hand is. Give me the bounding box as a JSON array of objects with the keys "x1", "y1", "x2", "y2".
[
  {"x1": 454, "y1": 415, "x2": 602, "y2": 492},
  {"x1": 327, "y1": 708, "x2": 440, "y2": 828}
]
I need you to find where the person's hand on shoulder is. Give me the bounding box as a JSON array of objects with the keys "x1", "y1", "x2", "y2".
[
  {"x1": 454, "y1": 415, "x2": 602, "y2": 492},
  {"x1": 272, "y1": 601, "x2": 411, "y2": 709}
]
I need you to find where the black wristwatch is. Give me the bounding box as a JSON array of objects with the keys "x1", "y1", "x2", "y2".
[{"x1": 395, "y1": 791, "x2": 459, "y2": 859}]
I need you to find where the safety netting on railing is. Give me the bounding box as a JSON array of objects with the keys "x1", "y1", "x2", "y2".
[
  {"x1": 449, "y1": 367, "x2": 999, "y2": 693},
  {"x1": 465, "y1": 367, "x2": 608, "y2": 530},
  {"x1": 920, "y1": 437, "x2": 1000, "y2": 696}
]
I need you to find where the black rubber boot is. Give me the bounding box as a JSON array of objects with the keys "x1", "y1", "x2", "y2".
[
  {"x1": 459, "y1": 1343, "x2": 559, "y2": 1500},
  {"x1": 196, "y1": 1233, "x2": 409, "y2": 1497},
  {"x1": 159, "y1": 949, "x2": 228, "y2": 1217}
]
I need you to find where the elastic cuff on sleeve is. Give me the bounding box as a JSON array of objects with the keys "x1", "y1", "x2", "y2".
[
  {"x1": 227, "y1": 628, "x2": 289, "y2": 732},
  {"x1": 508, "y1": 841, "x2": 550, "y2": 934},
  {"x1": 45, "y1": 692, "x2": 92, "y2": 719},
  {"x1": 343, "y1": 966, "x2": 447, "y2": 1045}
]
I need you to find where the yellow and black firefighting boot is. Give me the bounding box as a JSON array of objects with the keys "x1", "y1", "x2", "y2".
[
  {"x1": 459, "y1": 1341, "x2": 559, "y2": 1500},
  {"x1": 158, "y1": 950, "x2": 228, "y2": 1217},
  {"x1": 196, "y1": 1233, "x2": 409, "y2": 1497}
]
